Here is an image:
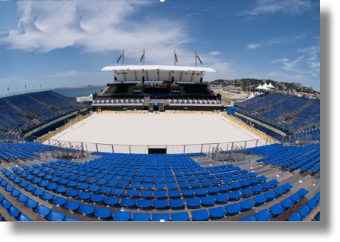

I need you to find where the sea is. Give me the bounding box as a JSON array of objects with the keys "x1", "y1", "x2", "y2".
[{"x1": 53, "y1": 86, "x2": 105, "y2": 98}]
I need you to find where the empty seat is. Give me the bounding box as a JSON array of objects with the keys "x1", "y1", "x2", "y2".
[
  {"x1": 8, "y1": 205, "x2": 21, "y2": 218},
  {"x1": 136, "y1": 199, "x2": 152, "y2": 209},
  {"x1": 169, "y1": 199, "x2": 184, "y2": 209},
  {"x1": 120, "y1": 198, "x2": 135, "y2": 208},
  {"x1": 104, "y1": 196, "x2": 119, "y2": 206},
  {"x1": 239, "y1": 199, "x2": 255, "y2": 211},
  {"x1": 17, "y1": 213, "x2": 33, "y2": 221},
  {"x1": 16, "y1": 193, "x2": 29, "y2": 203},
  {"x1": 171, "y1": 212, "x2": 190, "y2": 221},
  {"x1": 200, "y1": 196, "x2": 215, "y2": 207},
  {"x1": 132, "y1": 212, "x2": 150, "y2": 221},
  {"x1": 186, "y1": 198, "x2": 201, "y2": 208},
  {"x1": 47, "y1": 210, "x2": 66, "y2": 221},
  {"x1": 255, "y1": 209, "x2": 272, "y2": 221},
  {"x1": 281, "y1": 197, "x2": 294, "y2": 209},
  {"x1": 153, "y1": 200, "x2": 168, "y2": 209},
  {"x1": 24, "y1": 198, "x2": 39, "y2": 209},
  {"x1": 35, "y1": 204, "x2": 52, "y2": 217},
  {"x1": 52, "y1": 196, "x2": 67, "y2": 206},
  {"x1": 269, "y1": 203, "x2": 285, "y2": 216},
  {"x1": 78, "y1": 204, "x2": 95, "y2": 216},
  {"x1": 64, "y1": 200, "x2": 80, "y2": 212},
  {"x1": 208, "y1": 207, "x2": 226, "y2": 219},
  {"x1": 191, "y1": 209, "x2": 209, "y2": 221},
  {"x1": 215, "y1": 193, "x2": 229, "y2": 204},
  {"x1": 228, "y1": 191, "x2": 241, "y2": 200},
  {"x1": 90, "y1": 194, "x2": 105, "y2": 204},
  {"x1": 225, "y1": 203, "x2": 241, "y2": 216},
  {"x1": 94, "y1": 207, "x2": 112, "y2": 219},
  {"x1": 152, "y1": 213, "x2": 170, "y2": 222},
  {"x1": 113, "y1": 210, "x2": 131, "y2": 221},
  {"x1": 288, "y1": 212, "x2": 303, "y2": 221},
  {"x1": 78, "y1": 191, "x2": 91, "y2": 201},
  {"x1": 298, "y1": 204, "x2": 311, "y2": 218}
]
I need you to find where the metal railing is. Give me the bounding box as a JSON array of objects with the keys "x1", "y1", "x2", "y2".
[{"x1": 47, "y1": 138, "x2": 271, "y2": 155}]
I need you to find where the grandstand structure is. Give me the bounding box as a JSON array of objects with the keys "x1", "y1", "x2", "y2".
[
  {"x1": 0, "y1": 57, "x2": 320, "y2": 222},
  {"x1": 0, "y1": 91, "x2": 89, "y2": 140},
  {"x1": 92, "y1": 64, "x2": 223, "y2": 112}
]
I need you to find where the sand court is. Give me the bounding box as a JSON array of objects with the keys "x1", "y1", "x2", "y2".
[{"x1": 48, "y1": 113, "x2": 266, "y2": 148}]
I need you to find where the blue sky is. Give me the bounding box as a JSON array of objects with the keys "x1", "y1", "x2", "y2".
[{"x1": 0, "y1": 0, "x2": 320, "y2": 95}]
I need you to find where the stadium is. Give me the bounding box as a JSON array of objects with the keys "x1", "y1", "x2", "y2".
[{"x1": 0, "y1": 58, "x2": 320, "y2": 222}]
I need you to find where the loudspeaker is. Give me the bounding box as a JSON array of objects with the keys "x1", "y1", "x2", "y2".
[
  {"x1": 114, "y1": 77, "x2": 117, "y2": 81},
  {"x1": 142, "y1": 76, "x2": 145, "y2": 83},
  {"x1": 172, "y1": 77, "x2": 174, "y2": 83},
  {"x1": 200, "y1": 78, "x2": 203, "y2": 83}
]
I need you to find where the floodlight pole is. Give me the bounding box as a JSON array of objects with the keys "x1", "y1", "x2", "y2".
[
  {"x1": 195, "y1": 51, "x2": 197, "y2": 67},
  {"x1": 122, "y1": 50, "x2": 125, "y2": 65}
]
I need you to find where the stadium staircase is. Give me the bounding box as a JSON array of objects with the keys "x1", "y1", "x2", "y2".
[{"x1": 3, "y1": 99, "x2": 23, "y2": 113}]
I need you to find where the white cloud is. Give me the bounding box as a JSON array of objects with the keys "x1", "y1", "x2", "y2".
[
  {"x1": 0, "y1": 0, "x2": 192, "y2": 64},
  {"x1": 247, "y1": 43, "x2": 261, "y2": 49},
  {"x1": 271, "y1": 58, "x2": 289, "y2": 64},
  {"x1": 281, "y1": 56, "x2": 304, "y2": 71},
  {"x1": 298, "y1": 46, "x2": 320, "y2": 69},
  {"x1": 208, "y1": 51, "x2": 221, "y2": 56},
  {"x1": 247, "y1": 34, "x2": 305, "y2": 50},
  {"x1": 239, "y1": 0, "x2": 313, "y2": 16}
]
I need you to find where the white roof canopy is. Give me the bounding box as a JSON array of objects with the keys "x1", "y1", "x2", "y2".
[{"x1": 101, "y1": 65, "x2": 216, "y2": 82}]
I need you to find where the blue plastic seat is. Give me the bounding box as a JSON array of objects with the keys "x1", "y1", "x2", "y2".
[
  {"x1": 88, "y1": 185, "x2": 100, "y2": 192},
  {"x1": 281, "y1": 197, "x2": 294, "y2": 209},
  {"x1": 78, "y1": 204, "x2": 95, "y2": 216},
  {"x1": 104, "y1": 196, "x2": 119, "y2": 206},
  {"x1": 153, "y1": 199, "x2": 168, "y2": 209},
  {"x1": 290, "y1": 192, "x2": 302, "y2": 203},
  {"x1": 113, "y1": 210, "x2": 131, "y2": 221},
  {"x1": 132, "y1": 212, "x2": 150, "y2": 221},
  {"x1": 298, "y1": 188, "x2": 308, "y2": 197},
  {"x1": 307, "y1": 197, "x2": 318, "y2": 209},
  {"x1": 201, "y1": 196, "x2": 215, "y2": 207},
  {"x1": 35, "y1": 204, "x2": 52, "y2": 217},
  {"x1": 208, "y1": 207, "x2": 226, "y2": 219},
  {"x1": 136, "y1": 199, "x2": 152, "y2": 209},
  {"x1": 64, "y1": 200, "x2": 80, "y2": 211},
  {"x1": 154, "y1": 190, "x2": 167, "y2": 198},
  {"x1": 215, "y1": 193, "x2": 229, "y2": 204},
  {"x1": 269, "y1": 179, "x2": 279, "y2": 187},
  {"x1": 89, "y1": 194, "x2": 104, "y2": 203},
  {"x1": 225, "y1": 203, "x2": 241, "y2": 215},
  {"x1": 17, "y1": 213, "x2": 33, "y2": 221},
  {"x1": 112, "y1": 188, "x2": 124, "y2": 196},
  {"x1": 255, "y1": 209, "x2": 272, "y2": 221},
  {"x1": 40, "y1": 192, "x2": 55, "y2": 201},
  {"x1": 314, "y1": 191, "x2": 320, "y2": 202},
  {"x1": 264, "y1": 190, "x2": 277, "y2": 200},
  {"x1": 120, "y1": 198, "x2": 135, "y2": 208},
  {"x1": 46, "y1": 182, "x2": 58, "y2": 191},
  {"x1": 282, "y1": 183, "x2": 293, "y2": 191},
  {"x1": 195, "y1": 188, "x2": 207, "y2": 196},
  {"x1": 55, "y1": 185, "x2": 67, "y2": 194},
  {"x1": 191, "y1": 209, "x2": 209, "y2": 221},
  {"x1": 167, "y1": 190, "x2": 180, "y2": 198},
  {"x1": 16, "y1": 193, "x2": 28, "y2": 203},
  {"x1": 239, "y1": 199, "x2": 255, "y2": 211},
  {"x1": 269, "y1": 203, "x2": 285, "y2": 216},
  {"x1": 152, "y1": 213, "x2": 170, "y2": 221},
  {"x1": 78, "y1": 191, "x2": 91, "y2": 201},
  {"x1": 171, "y1": 212, "x2": 190, "y2": 221},
  {"x1": 66, "y1": 189, "x2": 79, "y2": 198},
  {"x1": 274, "y1": 186, "x2": 285, "y2": 196},
  {"x1": 298, "y1": 204, "x2": 311, "y2": 218},
  {"x1": 169, "y1": 199, "x2": 184, "y2": 209},
  {"x1": 182, "y1": 189, "x2": 194, "y2": 197},
  {"x1": 94, "y1": 207, "x2": 112, "y2": 219},
  {"x1": 8, "y1": 205, "x2": 21, "y2": 218},
  {"x1": 24, "y1": 198, "x2": 38, "y2": 209},
  {"x1": 228, "y1": 191, "x2": 241, "y2": 200},
  {"x1": 288, "y1": 212, "x2": 303, "y2": 221},
  {"x1": 241, "y1": 187, "x2": 253, "y2": 197},
  {"x1": 64, "y1": 216, "x2": 80, "y2": 222},
  {"x1": 25, "y1": 184, "x2": 36, "y2": 192},
  {"x1": 10, "y1": 189, "x2": 20, "y2": 198},
  {"x1": 47, "y1": 210, "x2": 66, "y2": 221},
  {"x1": 140, "y1": 190, "x2": 152, "y2": 198},
  {"x1": 186, "y1": 197, "x2": 201, "y2": 208}
]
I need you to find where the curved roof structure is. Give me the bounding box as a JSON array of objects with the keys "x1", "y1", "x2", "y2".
[{"x1": 101, "y1": 65, "x2": 216, "y2": 82}]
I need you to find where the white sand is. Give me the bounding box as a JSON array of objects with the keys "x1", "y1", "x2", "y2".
[{"x1": 48, "y1": 113, "x2": 265, "y2": 148}]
